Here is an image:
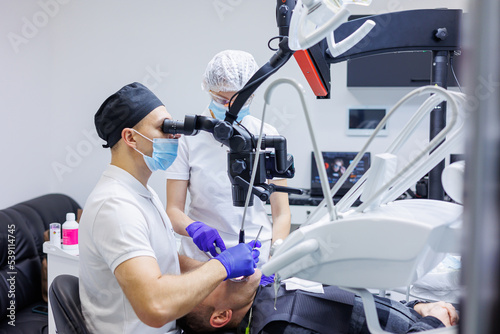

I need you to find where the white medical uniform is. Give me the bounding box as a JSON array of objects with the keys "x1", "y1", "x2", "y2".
[
  {"x1": 79, "y1": 165, "x2": 180, "y2": 334},
  {"x1": 166, "y1": 109, "x2": 280, "y2": 265}
]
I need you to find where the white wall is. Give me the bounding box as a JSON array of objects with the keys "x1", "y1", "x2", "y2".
[{"x1": 0, "y1": 0, "x2": 469, "y2": 209}]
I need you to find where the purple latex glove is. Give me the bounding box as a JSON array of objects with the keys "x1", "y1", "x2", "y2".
[
  {"x1": 215, "y1": 241, "x2": 261, "y2": 280},
  {"x1": 260, "y1": 274, "x2": 275, "y2": 286},
  {"x1": 186, "y1": 221, "x2": 226, "y2": 257}
]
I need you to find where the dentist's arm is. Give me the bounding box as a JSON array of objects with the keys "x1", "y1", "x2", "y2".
[
  {"x1": 114, "y1": 242, "x2": 260, "y2": 328},
  {"x1": 115, "y1": 256, "x2": 225, "y2": 327}
]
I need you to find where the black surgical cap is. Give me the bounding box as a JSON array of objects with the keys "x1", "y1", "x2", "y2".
[{"x1": 95, "y1": 82, "x2": 164, "y2": 148}]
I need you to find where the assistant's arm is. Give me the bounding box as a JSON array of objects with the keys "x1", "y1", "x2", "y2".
[
  {"x1": 166, "y1": 179, "x2": 226, "y2": 256},
  {"x1": 268, "y1": 179, "x2": 291, "y2": 246},
  {"x1": 115, "y1": 255, "x2": 226, "y2": 328},
  {"x1": 166, "y1": 179, "x2": 193, "y2": 236}
]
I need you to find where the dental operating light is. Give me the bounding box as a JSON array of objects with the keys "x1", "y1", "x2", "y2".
[
  {"x1": 288, "y1": 0, "x2": 375, "y2": 52},
  {"x1": 224, "y1": 0, "x2": 375, "y2": 121}
]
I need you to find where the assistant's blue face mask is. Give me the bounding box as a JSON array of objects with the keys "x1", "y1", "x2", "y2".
[
  {"x1": 209, "y1": 100, "x2": 250, "y2": 122},
  {"x1": 133, "y1": 130, "x2": 178, "y2": 172}
]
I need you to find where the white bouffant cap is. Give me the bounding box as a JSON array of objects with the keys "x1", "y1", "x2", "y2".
[{"x1": 202, "y1": 50, "x2": 259, "y2": 93}]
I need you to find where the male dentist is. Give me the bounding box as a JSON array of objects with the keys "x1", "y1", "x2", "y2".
[{"x1": 79, "y1": 82, "x2": 260, "y2": 333}]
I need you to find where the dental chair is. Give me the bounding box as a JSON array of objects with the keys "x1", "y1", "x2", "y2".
[
  {"x1": 261, "y1": 81, "x2": 466, "y2": 334},
  {"x1": 49, "y1": 274, "x2": 89, "y2": 334}
]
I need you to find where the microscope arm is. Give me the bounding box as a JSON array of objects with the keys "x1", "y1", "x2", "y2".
[
  {"x1": 233, "y1": 176, "x2": 303, "y2": 202},
  {"x1": 224, "y1": 37, "x2": 294, "y2": 125}
]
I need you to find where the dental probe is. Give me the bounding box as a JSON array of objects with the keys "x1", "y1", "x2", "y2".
[
  {"x1": 252, "y1": 226, "x2": 263, "y2": 250},
  {"x1": 208, "y1": 226, "x2": 261, "y2": 259}
]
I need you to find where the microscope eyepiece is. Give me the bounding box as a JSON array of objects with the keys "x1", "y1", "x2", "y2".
[
  {"x1": 162, "y1": 119, "x2": 184, "y2": 134},
  {"x1": 162, "y1": 115, "x2": 199, "y2": 136}
]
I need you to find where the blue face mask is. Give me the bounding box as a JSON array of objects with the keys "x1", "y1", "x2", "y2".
[
  {"x1": 133, "y1": 130, "x2": 179, "y2": 172},
  {"x1": 209, "y1": 100, "x2": 250, "y2": 122}
]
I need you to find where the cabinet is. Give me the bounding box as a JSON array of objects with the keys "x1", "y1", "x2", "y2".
[
  {"x1": 347, "y1": 52, "x2": 461, "y2": 87},
  {"x1": 43, "y1": 242, "x2": 79, "y2": 334}
]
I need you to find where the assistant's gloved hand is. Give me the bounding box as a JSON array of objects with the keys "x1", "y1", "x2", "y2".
[
  {"x1": 186, "y1": 221, "x2": 226, "y2": 257},
  {"x1": 214, "y1": 241, "x2": 261, "y2": 280},
  {"x1": 260, "y1": 274, "x2": 275, "y2": 286}
]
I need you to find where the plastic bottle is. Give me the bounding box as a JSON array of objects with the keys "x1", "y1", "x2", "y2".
[
  {"x1": 49, "y1": 222, "x2": 61, "y2": 248},
  {"x1": 62, "y1": 213, "x2": 79, "y2": 251}
]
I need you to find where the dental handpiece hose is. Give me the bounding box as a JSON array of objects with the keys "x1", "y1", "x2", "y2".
[{"x1": 238, "y1": 96, "x2": 267, "y2": 244}]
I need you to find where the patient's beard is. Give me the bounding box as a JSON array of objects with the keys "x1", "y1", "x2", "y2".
[
  {"x1": 228, "y1": 269, "x2": 261, "y2": 305},
  {"x1": 224, "y1": 269, "x2": 262, "y2": 327}
]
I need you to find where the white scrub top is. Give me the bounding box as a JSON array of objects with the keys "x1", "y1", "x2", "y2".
[
  {"x1": 166, "y1": 109, "x2": 280, "y2": 264},
  {"x1": 79, "y1": 165, "x2": 180, "y2": 334}
]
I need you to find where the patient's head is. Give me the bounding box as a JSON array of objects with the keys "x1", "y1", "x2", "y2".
[{"x1": 178, "y1": 269, "x2": 262, "y2": 333}]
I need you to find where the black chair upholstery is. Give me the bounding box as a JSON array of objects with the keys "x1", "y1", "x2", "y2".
[
  {"x1": 49, "y1": 275, "x2": 89, "y2": 334},
  {"x1": 0, "y1": 193, "x2": 80, "y2": 332}
]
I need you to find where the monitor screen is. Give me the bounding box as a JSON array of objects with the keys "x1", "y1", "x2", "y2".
[
  {"x1": 347, "y1": 108, "x2": 387, "y2": 136},
  {"x1": 311, "y1": 151, "x2": 371, "y2": 197}
]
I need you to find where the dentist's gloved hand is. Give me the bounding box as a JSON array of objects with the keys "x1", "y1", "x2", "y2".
[
  {"x1": 186, "y1": 221, "x2": 226, "y2": 257},
  {"x1": 260, "y1": 274, "x2": 275, "y2": 286},
  {"x1": 215, "y1": 240, "x2": 261, "y2": 280}
]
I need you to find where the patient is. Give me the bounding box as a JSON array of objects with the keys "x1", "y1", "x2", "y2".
[{"x1": 178, "y1": 270, "x2": 458, "y2": 334}]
